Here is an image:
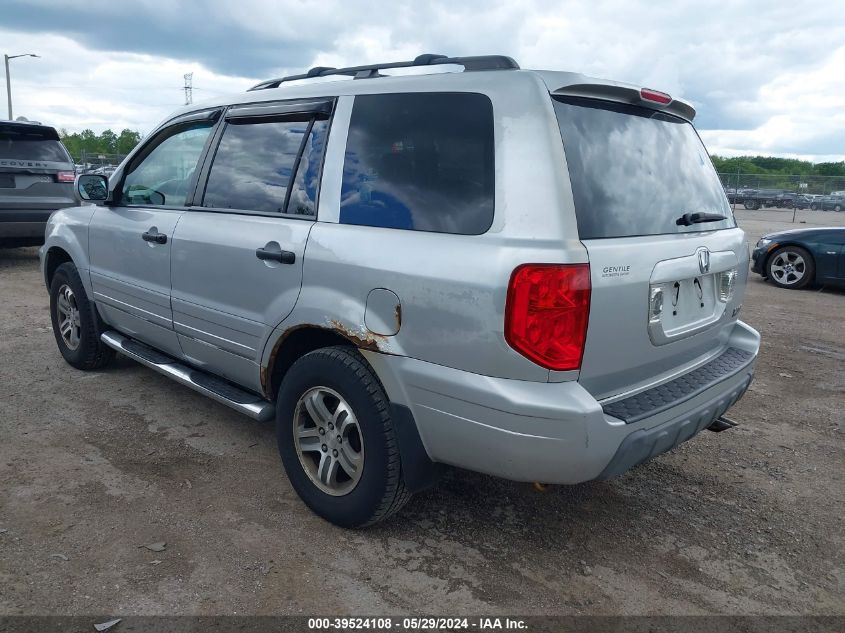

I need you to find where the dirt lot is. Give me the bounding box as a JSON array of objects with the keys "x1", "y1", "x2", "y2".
[{"x1": 1, "y1": 208, "x2": 843, "y2": 616}]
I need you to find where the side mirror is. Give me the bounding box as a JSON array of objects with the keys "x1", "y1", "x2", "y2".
[{"x1": 76, "y1": 174, "x2": 109, "y2": 202}]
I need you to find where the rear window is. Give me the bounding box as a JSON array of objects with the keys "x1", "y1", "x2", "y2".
[
  {"x1": 340, "y1": 92, "x2": 494, "y2": 235},
  {"x1": 0, "y1": 125, "x2": 71, "y2": 162},
  {"x1": 553, "y1": 96, "x2": 734, "y2": 239}
]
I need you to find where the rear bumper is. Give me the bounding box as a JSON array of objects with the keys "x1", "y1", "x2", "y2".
[
  {"x1": 0, "y1": 209, "x2": 54, "y2": 239},
  {"x1": 596, "y1": 369, "x2": 753, "y2": 479},
  {"x1": 364, "y1": 320, "x2": 759, "y2": 484}
]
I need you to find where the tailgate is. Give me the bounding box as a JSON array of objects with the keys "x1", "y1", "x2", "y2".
[
  {"x1": 578, "y1": 230, "x2": 747, "y2": 400},
  {"x1": 550, "y1": 93, "x2": 748, "y2": 400}
]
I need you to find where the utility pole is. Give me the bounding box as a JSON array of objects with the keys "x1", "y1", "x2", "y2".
[
  {"x1": 4, "y1": 53, "x2": 39, "y2": 119},
  {"x1": 4, "y1": 56, "x2": 10, "y2": 120},
  {"x1": 183, "y1": 72, "x2": 193, "y2": 106}
]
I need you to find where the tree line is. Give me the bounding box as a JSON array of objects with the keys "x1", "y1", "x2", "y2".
[
  {"x1": 59, "y1": 128, "x2": 142, "y2": 161},
  {"x1": 711, "y1": 155, "x2": 845, "y2": 177}
]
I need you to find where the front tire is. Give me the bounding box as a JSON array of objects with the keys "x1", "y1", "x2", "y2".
[
  {"x1": 49, "y1": 262, "x2": 115, "y2": 370},
  {"x1": 276, "y1": 346, "x2": 410, "y2": 527},
  {"x1": 766, "y1": 246, "x2": 814, "y2": 289}
]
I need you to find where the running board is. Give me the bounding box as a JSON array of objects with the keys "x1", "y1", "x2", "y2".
[{"x1": 100, "y1": 330, "x2": 275, "y2": 422}]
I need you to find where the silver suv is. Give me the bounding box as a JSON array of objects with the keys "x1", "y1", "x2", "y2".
[{"x1": 40, "y1": 55, "x2": 760, "y2": 527}]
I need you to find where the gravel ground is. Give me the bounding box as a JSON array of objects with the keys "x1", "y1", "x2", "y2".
[{"x1": 0, "y1": 208, "x2": 843, "y2": 616}]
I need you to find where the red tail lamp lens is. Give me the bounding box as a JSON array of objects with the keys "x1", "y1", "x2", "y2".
[{"x1": 505, "y1": 264, "x2": 591, "y2": 371}]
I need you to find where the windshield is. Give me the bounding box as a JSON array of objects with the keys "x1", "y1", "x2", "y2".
[{"x1": 553, "y1": 96, "x2": 734, "y2": 239}]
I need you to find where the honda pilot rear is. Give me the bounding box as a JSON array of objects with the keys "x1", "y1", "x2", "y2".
[{"x1": 38, "y1": 57, "x2": 760, "y2": 526}]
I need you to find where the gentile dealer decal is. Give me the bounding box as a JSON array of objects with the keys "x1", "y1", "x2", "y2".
[{"x1": 601, "y1": 265, "x2": 631, "y2": 278}]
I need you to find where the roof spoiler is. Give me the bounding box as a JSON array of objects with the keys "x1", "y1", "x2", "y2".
[{"x1": 551, "y1": 82, "x2": 696, "y2": 121}]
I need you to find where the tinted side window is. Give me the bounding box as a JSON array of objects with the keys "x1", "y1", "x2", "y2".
[
  {"x1": 340, "y1": 93, "x2": 494, "y2": 235},
  {"x1": 121, "y1": 122, "x2": 213, "y2": 207},
  {"x1": 203, "y1": 117, "x2": 326, "y2": 215}
]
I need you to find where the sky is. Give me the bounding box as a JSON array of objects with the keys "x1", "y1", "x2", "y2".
[{"x1": 2, "y1": 0, "x2": 844, "y2": 162}]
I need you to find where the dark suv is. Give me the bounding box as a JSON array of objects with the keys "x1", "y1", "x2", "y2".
[{"x1": 1, "y1": 120, "x2": 77, "y2": 246}]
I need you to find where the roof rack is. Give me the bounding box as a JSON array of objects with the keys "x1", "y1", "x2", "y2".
[{"x1": 248, "y1": 54, "x2": 519, "y2": 91}]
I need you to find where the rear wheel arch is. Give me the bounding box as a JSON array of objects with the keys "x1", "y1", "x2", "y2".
[{"x1": 263, "y1": 326, "x2": 356, "y2": 400}]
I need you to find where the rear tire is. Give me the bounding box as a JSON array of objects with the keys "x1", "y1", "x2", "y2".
[
  {"x1": 834, "y1": 204, "x2": 842, "y2": 212},
  {"x1": 276, "y1": 346, "x2": 410, "y2": 527},
  {"x1": 49, "y1": 262, "x2": 115, "y2": 369},
  {"x1": 766, "y1": 246, "x2": 814, "y2": 290}
]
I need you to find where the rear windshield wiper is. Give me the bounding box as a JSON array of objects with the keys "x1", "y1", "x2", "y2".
[{"x1": 676, "y1": 212, "x2": 727, "y2": 226}]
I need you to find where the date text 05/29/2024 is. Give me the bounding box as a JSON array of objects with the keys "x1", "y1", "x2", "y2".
[{"x1": 308, "y1": 617, "x2": 528, "y2": 630}]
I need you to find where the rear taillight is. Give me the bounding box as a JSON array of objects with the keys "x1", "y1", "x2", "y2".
[
  {"x1": 718, "y1": 268, "x2": 738, "y2": 303},
  {"x1": 640, "y1": 88, "x2": 672, "y2": 105},
  {"x1": 57, "y1": 171, "x2": 75, "y2": 183},
  {"x1": 504, "y1": 264, "x2": 591, "y2": 371}
]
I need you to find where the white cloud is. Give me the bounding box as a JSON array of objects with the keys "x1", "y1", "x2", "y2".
[
  {"x1": 2, "y1": 0, "x2": 844, "y2": 161},
  {"x1": 2, "y1": 29, "x2": 257, "y2": 135},
  {"x1": 699, "y1": 46, "x2": 845, "y2": 162}
]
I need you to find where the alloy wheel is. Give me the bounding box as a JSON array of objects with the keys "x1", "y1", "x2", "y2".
[
  {"x1": 770, "y1": 251, "x2": 806, "y2": 286},
  {"x1": 293, "y1": 386, "x2": 364, "y2": 496},
  {"x1": 55, "y1": 284, "x2": 82, "y2": 350}
]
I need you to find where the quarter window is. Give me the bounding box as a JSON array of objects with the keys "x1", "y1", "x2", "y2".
[
  {"x1": 340, "y1": 93, "x2": 495, "y2": 235},
  {"x1": 202, "y1": 116, "x2": 326, "y2": 216},
  {"x1": 121, "y1": 122, "x2": 213, "y2": 207}
]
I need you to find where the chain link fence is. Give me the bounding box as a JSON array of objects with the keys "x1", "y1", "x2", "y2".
[{"x1": 71, "y1": 151, "x2": 129, "y2": 175}]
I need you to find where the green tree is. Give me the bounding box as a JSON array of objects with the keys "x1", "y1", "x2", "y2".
[
  {"x1": 59, "y1": 128, "x2": 143, "y2": 162},
  {"x1": 99, "y1": 129, "x2": 118, "y2": 154},
  {"x1": 116, "y1": 129, "x2": 141, "y2": 155},
  {"x1": 815, "y1": 162, "x2": 845, "y2": 177}
]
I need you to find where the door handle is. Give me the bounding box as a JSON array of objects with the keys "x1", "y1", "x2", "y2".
[
  {"x1": 142, "y1": 230, "x2": 167, "y2": 244},
  {"x1": 255, "y1": 247, "x2": 295, "y2": 264}
]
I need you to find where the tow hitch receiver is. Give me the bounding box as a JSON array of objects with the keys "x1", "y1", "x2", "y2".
[{"x1": 707, "y1": 415, "x2": 739, "y2": 433}]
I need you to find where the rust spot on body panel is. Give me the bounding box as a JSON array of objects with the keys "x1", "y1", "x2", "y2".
[
  {"x1": 260, "y1": 322, "x2": 389, "y2": 398},
  {"x1": 394, "y1": 303, "x2": 402, "y2": 331},
  {"x1": 328, "y1": 319, "x2": 386, "y2": 352}
]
